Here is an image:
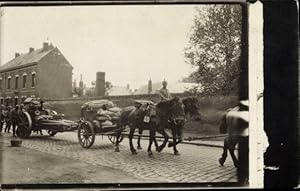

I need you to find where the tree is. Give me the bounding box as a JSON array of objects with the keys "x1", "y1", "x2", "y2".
[
  {"x1": 184, "y1": 5, "x2": 242, "y2": 95},
  {"x1": 105, "y1": 81, "x2": 112, "y2": 90}
]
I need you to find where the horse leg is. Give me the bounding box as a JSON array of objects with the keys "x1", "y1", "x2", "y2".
[
  {"x1": 228, "y1": 139, "x2": 239, "y2": 168},
  {"x1": 172, "y1": 128, "x2": 180, "y2": 155},
  {"x1": 137, "y1": 129, "x2": 143, "y2": 150},
  {"x1": 175, "y1": 126, "x2": 183, "y2": 146},
  {"x1": 157, "y1": 129, "x2": 169, "y2": 153},
  {"x1": 129, "y1": 127, "x2": 137, "y2": 154},
  {"x1": 219, "y1": 137, "x2": 229, "y2": 166},
  {"x1": 168, "y1": 129, "x2": 182, "y2": 147},
  {"x1": 154, "y1": 136, "x2": 159, "y2": 151},
  {"x1": 147, "y1": 128, "x2": 155, "y2": 157},
  {"x1": 115, "y1": 126, "x2": 123, "y2": 152}
]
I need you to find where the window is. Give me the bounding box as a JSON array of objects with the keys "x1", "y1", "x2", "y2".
[
  {"x1": 15, "y1": 76, "x2": 19, "y2": 89},
  {"x1": 31, "y1": 73, "x2": 36, "y2": 87},
  {"x1": 7, "y1": 77, "x2": 11, "y2": 89},
  {"x1": 0, "y1": 79, "x2": 2, "y2": 91},
  {"x1": 23, "y1": 75, "x2": 27, "y2": 88}
]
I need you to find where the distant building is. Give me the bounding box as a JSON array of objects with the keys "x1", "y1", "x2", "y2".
[
  {"x1": 135, "y1": 80, "x2": 201, "y2": 95},
  {"x1": 0, "y1": 42, "x2": 73, "y2": 105},
  {"x1": 106, "y1": 85, "x2": 132, "y2": 96}
]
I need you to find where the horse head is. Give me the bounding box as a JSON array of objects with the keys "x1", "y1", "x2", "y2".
[
  {"x1": 182, "y1": 96, "x2": 201, "y2": 121},
  {"x1": 168, "y1": 97, "x2": 186, "y2": 126}
]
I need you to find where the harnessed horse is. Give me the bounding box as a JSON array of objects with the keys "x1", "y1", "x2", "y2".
[
  {"x1": 135, "y1": 97, "x2": 201, "y2": 151},
  {"x1": 115, "y1": 97, "x2": 186, "y2": 156}
]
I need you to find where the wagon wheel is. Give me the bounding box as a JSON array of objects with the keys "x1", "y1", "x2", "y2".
[
  {"x1": 107, "y1": 134, "x2": 124, "y2": 144},
  {"x1": 78, "y1": 121, "x2": 95, "y2": 148},
  {"x1": 48, "y1": 130, "x2": 57, "y2": 136},
  {"x1": 16, "y1": 112, "x2": 32, "y2": 138},
  {"x1": 16, "y1": 126, "x2": 31, "y2": 138}
]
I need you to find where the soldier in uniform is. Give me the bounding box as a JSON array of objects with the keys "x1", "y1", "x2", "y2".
[
  {"x1": 17, "y1": 104, "x2": 26, "y2": 129},
  {"x1": 4, "y1": 106, "x2": 12, "y2": 133},
  {"x1": 0, "y1": 105, "x2": 4, "y2": 136},
  {"x1": 157, "y1": 80, "x2": 172, "y2": 102},
  {"x1": 11, "y1": 105, "x2": 20, "y2": 137},
  {"x1": 19, "y1": 104, "x2": 24, "y2": 111}
]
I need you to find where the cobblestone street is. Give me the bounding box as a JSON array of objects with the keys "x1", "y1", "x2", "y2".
[{"x1": 1, "y1": 132, "x2": 237, "y2": 183}]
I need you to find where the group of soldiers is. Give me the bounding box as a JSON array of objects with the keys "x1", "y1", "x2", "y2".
[{"x1": 0, "y1": 104, "x2": 25, "y2": 137}]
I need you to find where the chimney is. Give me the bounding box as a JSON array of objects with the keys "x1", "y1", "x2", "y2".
[
  {"x1": 148, "y1": 79, "x2": 152, "y2": 94},
  {"x1": 15, "y1": 53, "x2": 20, "y2": 58},
  {"x1": 79, "y1": 74, "x2": 83, "y2": 88},
  {"x1": 43, "y1": 42, "x2": 49, "y2": 50},
  {"x1": 95, "y1": 72, "x2": 105, "y2": 97},
  {"x1": 29, "y1": 47, "x2": 34, "y2": 53}
]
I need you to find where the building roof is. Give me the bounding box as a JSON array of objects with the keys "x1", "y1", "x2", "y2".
[
  {"x1": 0, "y1": 45, "x2": 55, "y2": 72},
  {"x1": 107, "y1": 85, "x2": 132, "y2": 96},
  {"x1": 134, "y1": 81, "x2": 201, "y2": 95}
]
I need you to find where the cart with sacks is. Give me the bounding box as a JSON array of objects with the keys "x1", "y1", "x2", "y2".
[{"x1": 77, "y1": 99, "x2": 125, "y2": 148}]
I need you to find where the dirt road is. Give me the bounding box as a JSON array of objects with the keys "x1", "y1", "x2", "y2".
[{"x1": 0, "y1": 135, "x2": 143, "y2": 185}]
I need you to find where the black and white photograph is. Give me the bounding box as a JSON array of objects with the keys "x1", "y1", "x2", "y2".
[
  {"x1": 0, "y1": 1, "x2": 298, "y2": 189},
  {"x1": 0, "y1": 2, "x2": 247, "y2": 187}
]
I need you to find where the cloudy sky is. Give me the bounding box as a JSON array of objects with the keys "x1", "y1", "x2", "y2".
[{"x1": 0, "y1": 5, "x2": 205, "y2": 89}]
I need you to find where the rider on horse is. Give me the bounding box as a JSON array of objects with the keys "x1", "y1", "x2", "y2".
[
  {"x1": 133, "y1": 80, "x2": 172, "y2": 123},
  {"x1": 158, "y1": 80, "x2": 172, "y2": 102}
]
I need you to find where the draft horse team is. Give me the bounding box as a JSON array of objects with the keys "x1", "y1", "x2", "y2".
[{"x1": 115, "y1": 96, "x2": 201, "y2": 156}]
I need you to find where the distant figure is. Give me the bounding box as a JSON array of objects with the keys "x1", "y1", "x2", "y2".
[
  {"x1": 19, "y1": 104, "x2": 25, "y2": 113},
  {"x1": 11, "y1": 105, "x2": 20, "y2": 137},
  {"x1": 17, "y1": 104, "x2": 26, "y2": 134},
  {"x1": 0, "y1": 105, "x2": 4, "y2": 136},
  {"x1": 158, "y1": 80, "x2": 172, "y2": 102},
  {"x1": 4, "y1": 106, "x2": 12, "y2": 133}
]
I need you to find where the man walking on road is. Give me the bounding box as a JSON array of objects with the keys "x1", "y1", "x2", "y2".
[{"x1": 218, "y1": 100, "x2": 249, "y2": 184}]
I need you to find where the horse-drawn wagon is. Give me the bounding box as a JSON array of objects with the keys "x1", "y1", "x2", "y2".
[
  {"x1": 77, "y1": 99, "x2": 125, "y2": 148},
  {"x1": 78, "y1": 97, "x2": 201, "y2": 156},
  {"x1": 16, "y1": 98, "x2": 79, "y2": 138}
]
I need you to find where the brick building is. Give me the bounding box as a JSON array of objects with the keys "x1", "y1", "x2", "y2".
[{"x1": 0, "y1": 42, "x2": 73, "y2": 106}]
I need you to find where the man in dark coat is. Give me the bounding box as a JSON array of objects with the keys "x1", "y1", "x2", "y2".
[
  {"x1": 4, "y1": 106, "x2": 12, "y2": 133},
  {"x1": 11, "y1": 105, "x2": 20, "y2": 137},
  {"x1": 0, "y1": 105, "x2": 4, "y2": 136}
]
